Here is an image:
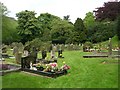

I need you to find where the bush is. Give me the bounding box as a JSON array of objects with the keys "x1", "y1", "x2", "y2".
[{"x1": 83, "y1": 41, "x2": 93, "y2": 48}]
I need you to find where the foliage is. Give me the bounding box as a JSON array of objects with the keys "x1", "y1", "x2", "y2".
[
  {"x1": 73, "y1": 18, "x2": 87, "y2": 44},
  {"x1": 37, "y1": 13, "x2": 60, "y2": 41},
  {"x1": 51, "y1": 19, "x2": 74, "y2": 44},
  {"x1": 2, "y1": 16, "x2": 20, "y2": 44},
  {"x1": 25, "y1": 38, "x2": 42, "y2": 51},
  {"x1": 25, "y1": 38, "x2": 51, "y2": 51},
  {"x1": 116, "y1": 16, "x2": 120, "y2": 40},
  {"x1": 16, "y1": 10, "x2": 42, "y2": 44},
  {"x1": 0, "y1": 2, "x2": 8, "y2": 15},
  {"x1": 94, "y1": 2, "x2": 120, "y2": 21},
  {"x1": 83, "y1": 41, "x2": 93, "y2": 48},
  {"x1": 87, "y1": 21, "x2": 116, "y2": 43},
  {"x1": 83, "y1": 12, "x2": 95, "y2": 29},
  {"x1": 83, "y1": 12, "x2": 95, "y2": 39}
]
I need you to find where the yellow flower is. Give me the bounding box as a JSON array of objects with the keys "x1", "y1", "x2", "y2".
[{"x1": 63, "y1": 61, "x2": 65, "y2": 64}]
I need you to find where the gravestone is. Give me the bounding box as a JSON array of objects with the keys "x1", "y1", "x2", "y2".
[
  {"x1": 23, "y1": 50, "x2": 29, "y2": 57},
  {"x1": 18, "y1": 42, "x2": 24, "y2": 53},
  {"x1": 2, "y1": 46, "x2": 7, "y2": 53},
  {"x1": 13, "y1": 45, "x2": 19, "y2": 63},
  {"x1": 58, "y1": 49, "x2": 63, "y2": 58},
  {"x1": 61, "y1": 44, "x2": 65, "y2": 51},
  {"x1": 108, "y1": 38, "x2": 112, "y2": 56},
  {"x1": 41, "y1": 50, "x2": 47, "y2": 59},
  {"x1": 56, "y1": 44, "x2": 60, "y2": 51},
  {"x1": 51, "y1": 45, "x2": 56, "y2": 59},
  {"x1": 13, "y1": 43, "x2": 23, "y2": 64},
  {"x1": 30, "y1": 47, "x2": 38, "y2": 64}
]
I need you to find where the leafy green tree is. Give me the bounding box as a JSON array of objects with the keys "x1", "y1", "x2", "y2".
[
  {"x1": 51, "y1": 19, "x2": 74, "y2": 44},
  {"x1": 37, "y1": 13, "x2": 60, "y2": 41},
  {"x1": 83, "y1": 12, "x2": 95, "y2": 29},
  {"x1": 73, "y1": 18, "x2": 87, "y2": 44},
  {"x1": 16, "y1": 10, "x2": 42, "y2": 44},
  {"x1": 90, "y1": 21, "x2": 116, "y2": 43},
  {"x1": 83, "y1": 12, "x2": 95, "y2": 40}
]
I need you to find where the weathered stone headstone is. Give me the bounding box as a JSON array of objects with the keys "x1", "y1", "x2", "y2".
[
  {"x1": 23, "y1": 50, "x2": 29, "y2": 57},
  {"x1": 18, "y1": 42, "x2": 24, "y2": 53},
  {"x1": 2, "y1": 46, "x2": 7, "y2": 53},
  {"x1": 13, "y1": 45, "x2": 19, "y2": 64},
  {"x1": 61, "y1": 44, "x2": 65, "y2": 51},
  {"x1": 51, "y1": 45, "x2": 56, "y2": 59},
  {"x1": 108, "y1": 38, "x2": 112, "y2": 56},
  {"x1": 56, "y1": 44, "x2": 60, "y2": 51}
]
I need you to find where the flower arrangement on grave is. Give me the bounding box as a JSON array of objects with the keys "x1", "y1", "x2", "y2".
[
  {"x1": 60, "y1": 62, "x2": 70, "y2": 71},
  {"x1": 32, "y1": 63, "x2": 45, "y2": 71},
  {"x1": 43, "y1": 63, "x2": 58, "y2": 72},
  {"x1": 32, "y1": 61, "x2": 70, "y2": 73}
]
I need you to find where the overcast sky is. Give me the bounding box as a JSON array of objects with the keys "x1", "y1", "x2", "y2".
[{"x1": 1, "y1": 0, "x2": 115, "y2": 23}]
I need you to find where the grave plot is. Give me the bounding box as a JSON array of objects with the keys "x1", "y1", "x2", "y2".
[
  {"x1": 0, "y1": 62, "x2": 21, "y2": 76},
  {"x1": 83, "y1": 38, "x2": 119, "y2": 58},
  {"x1": 21, "y1": 56, "x2": 70, "y2": 78}
]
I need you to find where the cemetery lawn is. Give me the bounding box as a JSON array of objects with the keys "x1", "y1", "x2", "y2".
[{"x1": 2, "y1": 51, "x2": 118, "y2": 88}]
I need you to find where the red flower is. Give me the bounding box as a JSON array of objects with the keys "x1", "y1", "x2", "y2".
[{"x1": 63, "y1": 65, "x2": 70, "y2": 70}]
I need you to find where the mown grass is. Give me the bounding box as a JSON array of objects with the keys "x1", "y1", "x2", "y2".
[{"x1": 2, "y1": 51, "x2": 118, "y2": 88}]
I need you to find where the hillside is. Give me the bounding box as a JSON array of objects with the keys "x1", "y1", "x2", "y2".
[
  {"x1": 99, "y1": 35, "x2": 119, "y2": 49},
  {"x1": 2, "y1": 16, "x2": 19, "y2": 44}
]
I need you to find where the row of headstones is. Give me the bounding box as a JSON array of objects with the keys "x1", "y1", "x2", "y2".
[
  {"x1": 12, "y1": 43, "x2": 65, "y2": 64},
  {"x1": 50, "y1": 44, "x2": 82, "y2": 51},
  {"x1": 1, "y1": 43, "x2": 82, "y2": 54}
]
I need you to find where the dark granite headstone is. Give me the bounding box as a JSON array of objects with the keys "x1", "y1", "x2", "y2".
[
  {"x1": 58, "y1": 49, "x2": 62, "y2": 58},
  {"x1": 30, "y1": 47, "x2": 38, "y2": 64},
  {"x1": 42, "y1": 50, "x2": 47, "y2": 59}
]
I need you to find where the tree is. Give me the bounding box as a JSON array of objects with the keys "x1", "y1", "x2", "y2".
[
  {"x1": 90, "y1": 21, "x2": 116, "y2": 43},
  {"x1": 116, "y1": 16, "x2": 120, "y2": 40},
  {"x1": 73, "y1": 18, "x2": 87, "y2": 44},
  {"x1": 37, "y1": 13, "x2": 60, "y2": 41},
  {"x1": 51, "y1": 19, "x2": 74, "y2": 44},
  {"x1": 94, "y1": 1, "x2": 120, "y2": 21},
  {"x1": 16, "y1": 10, "x2": 42, "y2": 44},
  {"x1": 83, "y1": 12, "x2": 95, "y2": 40},
  {"x1": 83, "y1": 12, "x2": 95, "y2": 29},
  {"x1": 0, "y1": 2, "x2": 8, "y2": 15}
]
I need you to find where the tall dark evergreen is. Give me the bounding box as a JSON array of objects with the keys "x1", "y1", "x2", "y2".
[
  {"x1": 73, "y1": 18, "x2": 87, "y2": 44},
  {"x1": 116, "y1": 16, "x2": 120, "y2": 40}
]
